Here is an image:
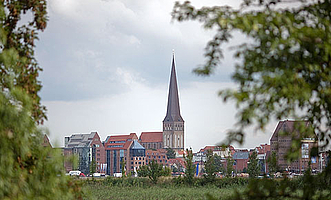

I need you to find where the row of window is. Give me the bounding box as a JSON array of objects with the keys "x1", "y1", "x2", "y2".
[
  {"x1": 131, "y1": 157, "x2": 145, "y2": 160},
  {"x1": 109, "y1": 140, "x2": 126, "y2": 144},
  {"x1": 107, "y1": 145, "x2": 124, "y2": 148},
  {"x1": 131, "y1": 162, "x2": 144, "y2": 165},
  {"x1": 164, "y1": 127, "x2": 183, "y2": 131},
  {"x1": 146, "y1": 160, "x2": 167, "y2": 163},
  {"x1": 148, "y1": 155, "x2": 165, "y2": 159}
]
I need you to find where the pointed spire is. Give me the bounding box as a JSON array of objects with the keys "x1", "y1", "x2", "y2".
[{"x1": 163, "y1": 52, "x2": 184, "y2": 122}]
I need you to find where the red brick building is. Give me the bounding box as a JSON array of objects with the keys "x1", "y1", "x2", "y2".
[
  {"x1": 146, "y1": 149, "x2": 169, "y2": 167},
  {"x1": 232, "y1": 150, "x2": 250, "y2": 173},
  {"x1": 104, "y1": 133, "x2": 146, "y2": 175},
  {"x1": 139, "y1": 132, "x2": 163, "y2": 149},
  {"x1": 270, "y1": 120, "x2": 319, "y2": 173}
]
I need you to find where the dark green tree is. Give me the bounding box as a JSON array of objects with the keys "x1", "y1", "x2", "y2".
[
  {"x1": 267, "y1": 152, "x2": 278, "y2": 177},
  {"x1": 184, "y1": 148, "x2": 195, "y2": 185},
  {"x1": 204, "y1": 149, "x2": 217, "y2": 182},
  {"x1": 166, "y1": 148, "x2": 176, "y2": 159},
  {"x1": 214, "y1": 154, "x2": 224, "y2": 173},
  {"x1": 147, "y1": 160, "x2": 162, "y2": 184},
  {"x1": 120, "y1": 159, "x2": 126, "y2": 177},
  {"x1": 137, "y1": 160, "x2": 170, "y2": 184},
  {"x1": 0, "y1": 0, "x2": 82, "y2": 199},
  {"x1": 90, "y1": 157, "x2": 97, "y2": 175},
  {"x1": 247, "y1": 151, "x2": 260, "y2": 178},
  {"x1": 137, "y1": 165, "x2": 149, "y2": 177},
  {"x1": 226, "y1": 157, "x2": 234, "y2": 177}
]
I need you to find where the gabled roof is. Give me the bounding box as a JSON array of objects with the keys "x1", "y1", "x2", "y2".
[
  {"x1": 256, "y1": 144, "x2": 270, "y2": 154},
  {"x1": 270, "y1": 120, "x2": 312, "y2": 141},
  {"x1": 146, "y1": 148, "x2": 167, "y2": 155},
  {"x1": 163, "y1": 54, "x2": 184, "y2": 123},
  {"x1": 139, "y1": 132, "x2": 163, "y2": 143},
  {"x1": 105, "y1": 133, "x2": 138, "y2": 143},
  {"x1": 104, "y1": 133, "x2": 138, "y2": 150},
  {"x1": 65, "y1": 132, "x2": 97, "y2": 148},
  {"x1": 233, "y1": 151, "x2": 249, "y2": 159},
  {"x1": 42, "y1": 134, "x2": 52, "y2": 148}
]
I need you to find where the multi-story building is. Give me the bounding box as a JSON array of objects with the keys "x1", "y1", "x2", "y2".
[
  {"x1": 232, "y1": 151, "x2": 250, "y2": 173},
  {"x1": 104, "y1": 133, "x2": 146, "y2": 175},
  {"x1": 64, "y1": 131, "x2": 105, "y2": 174},
  {"x1": 163, "y1": 54, "x2": 185, "y2": 151},
  {"x1": 146, "y1": 149, "x2": 169, "y2": 167},
  {"x1": 270, "y1": 120, "x2": 319, "y2": 173},
  {"x1": 255, "y1": 144, "x2": 270, "y2": 174},
  {"x1": 139, "y1": 132, "x2": 163, "y2": 150}
]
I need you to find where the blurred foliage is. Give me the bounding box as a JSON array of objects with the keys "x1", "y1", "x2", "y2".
[
  {"x1": 184, "y1": 148, "x2": 196, "y2": 185},
  {"x1": 172, "y1": 0, "x2": 331, "y2": 151},
  {"x1": 247, "y1": 151, "x2": 260, "y2": 178},
  {"x1": 0, "y1": 0, "x2": 82, "y2": 199},
  {"x1": 172, "y1": 0, "x2": 331, "y2": 199}
]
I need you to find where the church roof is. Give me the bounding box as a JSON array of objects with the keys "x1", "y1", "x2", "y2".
[
  {"x1": 163, "y1": 54, "x2": 184, "y2": 123},
  {"x1": 139, "y1": 132, "x2": 163, "y2": 143}
]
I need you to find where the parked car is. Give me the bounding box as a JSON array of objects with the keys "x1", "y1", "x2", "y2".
[
  {"x1": 69, "y1": 171, "x2": 81, "y2": 176},
  {"x1": 92, "y1": 173, "x2": 101, "y2": 177}
]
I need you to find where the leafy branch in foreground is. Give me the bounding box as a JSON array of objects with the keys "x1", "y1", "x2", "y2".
[
  {"x1": 172, "y1": 0, "x2": 331, "y2": 199},
  {"x1": 0, "y1": 1, "x2": 83, "y2": 199},
  {"x1": 172, "y1": 0, "x2": 331, "y2": 152}
]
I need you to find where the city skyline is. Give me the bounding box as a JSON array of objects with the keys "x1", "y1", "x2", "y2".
[{"x1": 38, "y1": 0, "x2": 276, "y2": 151}]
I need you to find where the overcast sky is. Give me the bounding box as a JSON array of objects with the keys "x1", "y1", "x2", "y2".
[{"x1": 37, "y1": 0, "x2": 277, "y2": 151}]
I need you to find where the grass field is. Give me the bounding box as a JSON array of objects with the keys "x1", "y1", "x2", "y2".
[{"x1": 82, "y1": 184, "x2": 243, "y2": 200}]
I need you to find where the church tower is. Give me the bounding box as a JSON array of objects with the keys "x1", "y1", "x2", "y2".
[{"x1": 163, "y1": 53, "x2": 184, "y2": 150}]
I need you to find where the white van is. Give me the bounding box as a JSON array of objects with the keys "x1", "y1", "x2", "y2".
[{"x1": 69, "y1": 171, "x2": 81, "y2": 176}]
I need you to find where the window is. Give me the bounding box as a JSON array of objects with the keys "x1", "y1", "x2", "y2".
[
  {"x1": 108, "y1": 145, "x2": 123, "y2": 148},
  {"x1": 97, "y1": 153, "x2": 100, "y2": 156}
]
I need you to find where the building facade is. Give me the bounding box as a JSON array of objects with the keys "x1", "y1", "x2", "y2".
[
  {"x1": 64, "y1": 132, "x2": 105, "y2": 174},
  {"x1": 104, "y1": 133, "x2": 146, "y2": 175},
  {"x1": 139, "y1": 132, "x2": 163, "y2": 150},
  {"x1": 163, "y1": 54, "x2": 184, "y2": 151},
  {"x1": 146, "y1": 149, "x2": 169, "y2": 167},
  {"x1": 270, "y1": 120, "x2": 319, "y2": 173}
]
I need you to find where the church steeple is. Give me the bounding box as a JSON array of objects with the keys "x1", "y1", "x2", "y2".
[
  {"x1": 163, "y1": 53, "x2": 184, "y2": 123},
  {"x1": 163, "y1": 52, "x2": 184, "y2": 150}
]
